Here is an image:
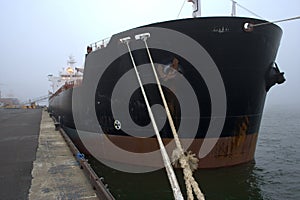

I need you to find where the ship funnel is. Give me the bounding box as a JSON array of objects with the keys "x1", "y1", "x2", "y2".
[{"x1": 188, "y1": 0, "x2": 201, "y2": 17}]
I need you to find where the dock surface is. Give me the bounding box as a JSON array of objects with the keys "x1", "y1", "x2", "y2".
[
  {"x1": 0, "y1": 108, "x2": 98, "y2": 200},
  {"x1": 0, "y1": 109, "x2": 41, "y2": 200},
  {"x1": 29, "y1": 110, "x2": 98, "y2": 199}
]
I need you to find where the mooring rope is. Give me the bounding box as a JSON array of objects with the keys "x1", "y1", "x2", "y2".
[
  {"x1": 252, "y1": 16, "x2": 300, "y2": 27},
  {"x1": 230, "y1": 0, "x2": 300, "y2": 27},
  {"x1": 177, "y1": 0, "x2": 187, "y2": 18},
  {"x1": 120, "y1": 37, "x2": 184, "y2": 200},
  {"x1": 138, "y1": 33, "x2": 205, "y2": 200},
  {"x1": 231, "y1": 0, "x2": 265, "y2": 19}
]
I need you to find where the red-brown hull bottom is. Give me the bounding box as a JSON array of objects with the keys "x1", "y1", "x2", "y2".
[{"x1": 72, "y1": 131, "x2": 258, "y2": 169}]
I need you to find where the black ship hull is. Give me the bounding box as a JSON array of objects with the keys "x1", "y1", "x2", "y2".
[{"x1": 49, "y1": 17, "x2": 284, "y2": 169}]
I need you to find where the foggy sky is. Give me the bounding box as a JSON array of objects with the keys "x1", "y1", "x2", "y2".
[{"x1": 0, "y1": 0, "x2": 299, "y2": 107}]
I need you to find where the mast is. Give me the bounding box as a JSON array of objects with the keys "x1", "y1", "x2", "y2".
[
  {"x1": 231, "y1": 0, "x2": 237, "y2": 16},
  {"x1": 188, "y1": 0, "x2": 201, "y2": 18},
  {"x1": 67, "y1": 56, "x2": 76, "y2": 68}
]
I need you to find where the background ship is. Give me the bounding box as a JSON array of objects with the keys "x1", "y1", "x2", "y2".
[{"x1": 48, "y1": 1, "x2": 285, "y2": 170}]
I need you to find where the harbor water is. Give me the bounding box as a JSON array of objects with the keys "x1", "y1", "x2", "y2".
[{"x1": 87, "y1": 104, "x2": 300, "y2": 200}]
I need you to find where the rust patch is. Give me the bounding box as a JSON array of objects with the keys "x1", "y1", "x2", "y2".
[{"x1": 233, "y1": 116, "x2": 249, "y2": 148}]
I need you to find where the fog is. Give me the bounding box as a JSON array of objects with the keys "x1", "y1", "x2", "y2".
[{"x1": 0, "y1": 0, "x2": 299, "y2": 107}]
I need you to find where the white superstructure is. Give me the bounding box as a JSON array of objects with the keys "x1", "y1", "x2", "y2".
[{"x1": 48, "y1": 56, "x2": 83, "y2": 94}]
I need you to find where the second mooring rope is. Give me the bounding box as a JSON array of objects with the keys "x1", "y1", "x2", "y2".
[{"x1": 140, "y1": 34, "x2": 205, "y2": 200}]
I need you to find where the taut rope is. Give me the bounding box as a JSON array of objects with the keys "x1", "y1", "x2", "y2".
[
  {"x1": 136, "y1": 33, "x2": 205, "y2": 200},
  {"x1": 120, "y1": 37, "x2": 184, "y2": 200},
  {"x1": 252, "y1": 16, "x2": 300, "y2": 27}
]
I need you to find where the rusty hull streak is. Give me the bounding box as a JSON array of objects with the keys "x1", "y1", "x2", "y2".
[{"x1": 88, "y1": 131, "x2": 259, "y2": 169}]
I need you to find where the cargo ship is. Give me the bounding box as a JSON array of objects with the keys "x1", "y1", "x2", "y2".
[{"x1": 48, "y1": 1, "x2": 285, "y2": 170}]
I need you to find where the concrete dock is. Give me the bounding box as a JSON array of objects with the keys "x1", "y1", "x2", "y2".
[
  {"x1": 29, "y1": 110, "x2": 98, "y2": 199},
  {"x1": 0, "y1": 109, "x2": 100, "y2": 200}
]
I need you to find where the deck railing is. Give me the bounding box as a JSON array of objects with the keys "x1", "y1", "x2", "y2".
[{"x1": 89, "y1": 37, "x2": 111, "y2": 50}]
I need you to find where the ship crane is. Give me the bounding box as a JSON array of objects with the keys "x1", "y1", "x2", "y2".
[{"x1": 21, "y1": 94, "x2": 49, "y2": 108}]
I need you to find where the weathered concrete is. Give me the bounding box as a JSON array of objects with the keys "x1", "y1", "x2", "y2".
[
  {"x1": 29, "y1": 111, "x2": 98, "y2": 200},
  {"x1": 0, "y1": 108, "x2": 42, "y2": 200}
]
